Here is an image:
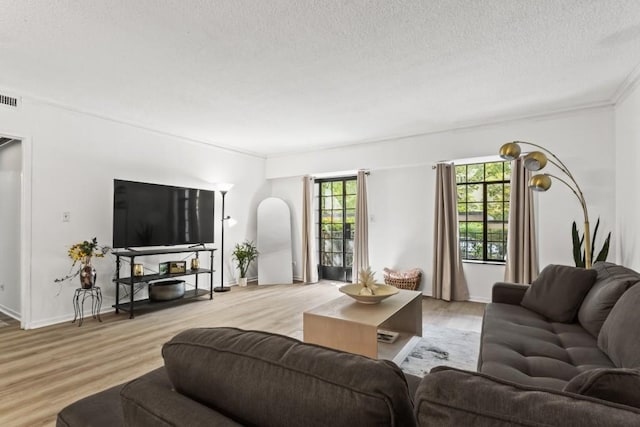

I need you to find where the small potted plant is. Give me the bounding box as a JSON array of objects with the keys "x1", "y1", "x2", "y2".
[{"x1": 231, "y1": 240, "x2": 258, "y2": 287}]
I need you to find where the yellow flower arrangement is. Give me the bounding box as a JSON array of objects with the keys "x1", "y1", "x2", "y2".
[
  {"x1": 67, "y1": 237, "x2": 106, "y2": 265},
  {"x1": 55, "y1": 237, "x2": 108, "y2": 284}
]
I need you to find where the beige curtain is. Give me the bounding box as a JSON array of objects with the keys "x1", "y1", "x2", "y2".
[
  {"x1": 352, "y1": 170, "x2": 369, "y2": 282},
  {"x1": 504, "y1": 158, "x2": 539, "y2": 283},
  {"x1": 432, "y1": 164, "x2": 469, "y2": 301},
  {"x1": 302, "y1": 175, "x2": 318, "y2": 283}
]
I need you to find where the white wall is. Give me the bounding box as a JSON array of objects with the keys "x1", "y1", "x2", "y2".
[
  {"x1": 0, "y1": 140, "x2": 22, "y2": 318},
  {"x1": 0, "y1": 99, "x2": 269, "y2": 328},
  {"x1": 615, "y1": 83, "x2": 640, "y2": 271},
  {"x1": 267, "y1": 107, "x2": 617, "y2": 302},
  {"x1": 0, "y1": 91, "x2": 624, "y2": 326}
]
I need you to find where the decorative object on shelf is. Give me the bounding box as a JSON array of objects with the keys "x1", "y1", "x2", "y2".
[
  {"x1": 169, "y1": 261, "x2": 187, "y2": 274},
  {"x1": 55, "y1": 237, "x2": 108, "y2": 289},
  {"x1": 191, "y1": 257, "x2": 200, "y2": 270},
  {"x1": 572, "y1": 218, "x2": 611, "y2": 268},
  {"x1": 149, "y1": 280, "x2": 186, "y2": 301},
  {"x1": 339, "y1": 283, "x2": 399, "y2": 304},
  {"x1": 377, "y1": 329, "x2": 399, "y2": 344},
  {"x1": 215, "y1": 183, "x2": 234, "y2": 292},
  {"x1": 133, "y1": 264, "x2": 144, "y2": 276},
  {"x1": 232, "y1": 240, "x2": 258, "y2": 287},
  {"x1": 499, "y1": 141, "x2": 600, "y2": 269},
  {"x1": 383, "y1": 268, "x2": 422, "y2": 291},
  {"x1": 158, "y1": 262, "x2": 169, "y2": 275}
]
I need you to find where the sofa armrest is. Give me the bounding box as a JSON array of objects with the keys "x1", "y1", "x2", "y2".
[
  {"x1": 491, "y1": 282, "x2": 528, "y2": 305},
  {"x1": 415, "y1": 367, "x2": 640, "y2": 426},
  {"x1": 120, "y1": 368, "x2": 242, "y2": 427}
]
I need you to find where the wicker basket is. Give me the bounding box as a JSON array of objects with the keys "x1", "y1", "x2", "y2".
[{"x1": 384, "y1": 271, "x2": 422, "y2": 291}]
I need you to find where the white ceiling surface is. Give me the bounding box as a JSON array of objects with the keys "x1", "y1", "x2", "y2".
[{"x1": 2, "y1": 1, "x2": 640, "y2": 157}]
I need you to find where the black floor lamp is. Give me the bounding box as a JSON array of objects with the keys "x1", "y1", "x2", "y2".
[{"x1": 214, "y1": 187, "x2": 232, "y2": 292}]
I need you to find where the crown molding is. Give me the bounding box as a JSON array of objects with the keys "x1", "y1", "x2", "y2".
[
  {"x1": 267, "y1": 102, "x2": 614, "y2": 159},
  {"x1": 2, "y1": 89, "x2": 266, "y2": 160},
  {"x1": 611, "y1": 62, "x2": 640, "y2": 105}
]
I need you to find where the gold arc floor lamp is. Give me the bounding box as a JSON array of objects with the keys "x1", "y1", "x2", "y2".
[{"x1": 498, "y1": 141, "x2": 592, "y2": 268}]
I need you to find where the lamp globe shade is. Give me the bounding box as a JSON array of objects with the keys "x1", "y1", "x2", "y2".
[
  {"x1": 528, "y1": 174, "x2": 552, "y2": 192},
  {"x1": 523, "y1": 151, "x2": 548, "y2": 171},
  {"x1": 499, "y1": 142, "x2": 522, "y2": 161}
]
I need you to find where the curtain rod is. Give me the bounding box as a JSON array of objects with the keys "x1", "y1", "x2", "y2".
[
  {"x1": 432, "y1": 154, "x2": 509, "y2": 169},
  {"x1": 431, "y1": 161, "x2": 454, "y2": 170},
  {"x1": 310, "y1": 170, "x2": 370, "y2": 179}
]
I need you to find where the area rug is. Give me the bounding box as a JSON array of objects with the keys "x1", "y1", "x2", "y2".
[{"x1": 399, "y1": 326, "x2": 480, "y2": 377}]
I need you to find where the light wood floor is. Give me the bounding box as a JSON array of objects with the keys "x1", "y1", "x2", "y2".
[{"x1": 0, "y1": 281, "x2": 484, "y2": 427}]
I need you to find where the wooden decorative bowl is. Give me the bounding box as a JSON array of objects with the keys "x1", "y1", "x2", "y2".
[{"x1": 338, "y1": 284, "x2": 399, "y2": 304}]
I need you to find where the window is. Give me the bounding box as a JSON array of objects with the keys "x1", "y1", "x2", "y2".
[
  {"x1": 456, "y1": 161, "x2": 511, "y2": 262},
  {"x1": 315, "y1": 177, "x2": 357, "y2": 282}
]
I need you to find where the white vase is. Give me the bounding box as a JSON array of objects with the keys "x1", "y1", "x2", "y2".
[{"x1": 238, "y1": 277, "x2": 248, "y2": 287}]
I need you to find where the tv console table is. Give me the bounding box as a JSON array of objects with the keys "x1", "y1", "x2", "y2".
[{"x1": 113, "y1": 247, "x2": 216, "y2": 319}]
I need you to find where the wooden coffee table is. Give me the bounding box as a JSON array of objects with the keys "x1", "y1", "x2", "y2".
[{"x1": 303, "y1": 289, "x2": 422, "y2": 363}]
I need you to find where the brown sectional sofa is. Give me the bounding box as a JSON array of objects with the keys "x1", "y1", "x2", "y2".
[
  {"x1": 416, "y1": 262, "x2": 640, "y2": 425},
  {"x1": 58, "y1": 327, "x2": 421, "y2": 427},
  {"x1": 479, "y1": 262, "x2": 639, "y2": 389},
  {"x1": 58, "y1": 262, "x2": 640, "y2": 426}
]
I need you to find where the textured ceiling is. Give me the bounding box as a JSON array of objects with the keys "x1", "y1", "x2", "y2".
[{"x1": 2, "y1": 1, "x2": 640, "y2": 156}]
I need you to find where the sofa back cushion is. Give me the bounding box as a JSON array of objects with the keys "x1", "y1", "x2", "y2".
[
  {"x1": 521, "y1": 264, "x2": 597, "y2": 323},
  {"x1": 598, "y1": 284, "x2": 640, "y2": 368},
  {"x1": 563, "y1": 368, "x2": 640, "y2": 409},
  {"x1": 162, "y1": 327, "x2": 416, "y2": 427},
  {"x1": 578, "y1": 262, "x2": 640, "y2": 337},
  {"x1": 415, "y1": 366, "x2": 640, "y2": 426}
]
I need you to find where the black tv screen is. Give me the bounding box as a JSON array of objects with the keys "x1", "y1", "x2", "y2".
[{"x1": 113, "y1": 179, "x2": 215, "y2": 248}]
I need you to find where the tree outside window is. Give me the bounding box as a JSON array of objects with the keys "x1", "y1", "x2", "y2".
[
  {"x1": 315, "y1": 177, "x2": 357, "y2": 281},
  {"x1": 456, "y1": 161, "x2": 511, "y2": 262}
]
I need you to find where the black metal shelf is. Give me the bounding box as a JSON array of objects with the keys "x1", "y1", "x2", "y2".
[
  {"x1": 113, "y1": 246, "x2": 216, "y2": 257},
  {"x1": 112, "y1": 289, "x2": 210, "y2": 314},
  {"x1": 113, "y1": 246, "x2": 216, "y2": 319},
  {"x1": 114, "y1": 268, "x2": 214, "y2": 285}
]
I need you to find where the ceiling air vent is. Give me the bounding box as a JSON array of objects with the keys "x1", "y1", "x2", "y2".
[{"x1": 0, "y1": 93, "x2": 19, "y2": 109}]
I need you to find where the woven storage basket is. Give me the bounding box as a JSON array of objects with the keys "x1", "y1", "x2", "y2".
[{"x1": 384, "y1": 272, "x2": 421, "y2": 291}]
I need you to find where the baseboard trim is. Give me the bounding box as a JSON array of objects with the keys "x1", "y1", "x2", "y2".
[
  {"x1": 468, "y1": 295, "x2": 491, "y2": 304},
  {"x1": 419, "y1": 291, "x2": 490, "y2": 304},
  {"x1": 0, "y1": 303, "x2": 20, "y2": 320}
]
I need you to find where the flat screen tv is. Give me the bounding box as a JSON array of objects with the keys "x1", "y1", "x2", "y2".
[{"x1": 113, "y1": 179, "x2": 215, "y2": 249}]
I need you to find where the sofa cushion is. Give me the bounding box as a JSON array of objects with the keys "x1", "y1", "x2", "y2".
[
  {"x1": 479, "y1": 303, "x2": 614, "y2": 390},
  {"x1": 563, "y1": 368, "x2": 640, "y2": 409},
  {"x1": 598, "y1": 284, "x2": 640, "y2": 368},
  {"x1": 415, "y1": 366, "x2": 640, "y2": 427},
  {"x1": 521, "y1": 264, "x2": 597, "y2": 323},
  {"x1": 120, "y1": 367, "x2": 241, "y2": 426},
  {"x1": 57, "y1": 380, "x2": 126, "y2": 427},
  {"x1": 578, "y1": 262, "x2": 640, "y2": 337},
  {"x1": 162, "y1": 327, "x2": 416, "y2": 427}
]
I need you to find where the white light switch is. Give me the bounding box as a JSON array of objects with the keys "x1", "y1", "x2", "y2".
[{"x1": 62, "y1": 212, "x2": 71, "y2": 222}]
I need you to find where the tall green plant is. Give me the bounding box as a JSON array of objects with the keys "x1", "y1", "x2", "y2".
[
  {"x1": 232, "y1": 240, "x2": 259, "y2": 278},
  {"x1": 572, "y1": 218, "x2": 611, "y2": 268}
]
